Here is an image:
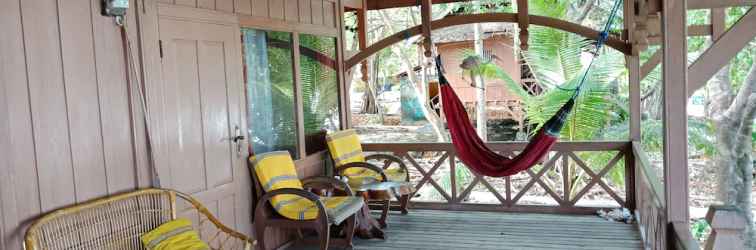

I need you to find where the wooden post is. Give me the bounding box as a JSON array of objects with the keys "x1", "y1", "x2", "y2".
[
  {"x1": 626, "y1": 0, "x2": 641, "y2": 141},
  {"x1": 710, "y1": 8, "x2": 726, "y2": 39},
  {"x1": 337, "y1": 0, "x2": 352, "y2": 129},
  {"x1": 516, "y1": 0, "x2": 529, "y2": 51},
  {"x1": 624, "y1": 0, "x2": 640, "y2": 211},
  {"x1": 661, "y1": 0, "x2": 690, "y2": 227},
  {"x1": 704, "y1": 206, "x2": 747, "y2": 250},
  {"x1": 356, "y1": 0, "x2": 368, "y2": 82},
  {"x1": 420, "y1": 0, "x2": 432, "y2": 57},
  {"x1": 291, "y1": 32, "x2": 307, "y2": 158},
  {"x1": 634, "y1": 0, "x2": 650, "y2": 54}
]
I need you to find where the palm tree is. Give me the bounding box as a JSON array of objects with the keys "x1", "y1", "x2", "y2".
[{"x1": 493, "y1": 1, "x2": 628, "y2": 197}]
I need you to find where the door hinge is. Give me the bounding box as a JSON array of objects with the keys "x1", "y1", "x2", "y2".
[{"x1": 158, "y1": 40, "x2": 163, "y2": 58}]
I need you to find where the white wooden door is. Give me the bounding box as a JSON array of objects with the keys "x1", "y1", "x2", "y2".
[{"x1": 156, "y1": 5, "x2": 250, "y2": 231}]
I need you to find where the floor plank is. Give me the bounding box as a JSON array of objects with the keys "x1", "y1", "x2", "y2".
[{"x1": 289, "y1": 209, "x2": 642, "y2": 250}]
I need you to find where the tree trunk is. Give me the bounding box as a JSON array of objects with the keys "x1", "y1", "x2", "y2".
[
  {"x1": 361, "y1": 56, "x2": 380, "y2": 114},
  {"x1": 709, "y1": 57, "x2": 756, "y2": 247},
  {"x1": 473, "y1": 23, "x2": 488, "y2": 141},
  {"x1": 378, "y1": 10, "x2": 447, "y2": 142}
]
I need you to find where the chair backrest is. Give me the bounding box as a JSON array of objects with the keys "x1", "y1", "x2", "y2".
[
  {"x1": 250, "y1": 151, "x2": 310, "y2": 219},
  {"x1": 325, "y1": 130, "x2": 366, "y2": 175},
  {"x1": 25, "y1": 189, "x2": 176, "y2": 250}
]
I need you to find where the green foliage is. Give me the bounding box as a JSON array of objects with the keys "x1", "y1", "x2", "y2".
[
  {"x1": 491, "y1": 0, "x2": 630, "y2": 191},
  {"x1": 505, "y1": 26, "x2": 626, "y2": 141},
  {"x1": 438, "y1": 163, "x2": 473, "y2": 200},
  {"x1": 632, "y1": 118, "x2": 717, "y2": 158},
  {"x1": 299, "y1": 34, "x2": 341, "y2": 134},
  {"x1": 690, "y1": 219, "x2": 711, "y2": 242},
  {"x1": 451, "y1": 0, "x2": 513, "y2": 14}
]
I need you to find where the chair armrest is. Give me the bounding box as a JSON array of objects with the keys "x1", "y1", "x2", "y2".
[
  {"x1": 175, "y1": 191, "x2": 256, "y2": 249},
  {"x1": 365, "y1": 153, "x2": 410, "y2": 181},
  {"x1": 335, "y1": 162, "x2": 389, "y2": 182},
  {"x1": 258, "y1": 188, "x2": 328, "y2": 222},
  {"x1": 302, "y1": 176, "x2": 354, "y2": 196}
]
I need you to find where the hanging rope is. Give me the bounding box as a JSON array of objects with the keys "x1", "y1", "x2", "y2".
[
  {"x1": 120, "y1": 15, "x2": 162, "y2": 188},
  {"x1": 570, "y1": 0, "x2": 624, "y2": 96}
]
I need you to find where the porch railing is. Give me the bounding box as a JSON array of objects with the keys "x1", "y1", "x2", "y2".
[
  {"x1": 632, "y1": 141, "x2": 668, "y2": 250},
  {"x1": 362, "y1": 141, "x2": 635, "y2": 214}
]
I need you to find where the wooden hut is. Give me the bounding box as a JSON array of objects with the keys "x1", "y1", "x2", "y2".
[{"x1": 1, "y1": 0, "x2": 755, "y2": 249}]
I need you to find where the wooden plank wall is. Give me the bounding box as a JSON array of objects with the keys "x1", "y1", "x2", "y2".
[
  {"x1": 0, "y1": 0, "x2": 343, "y2": 249},
  {"x1": 0, "y1": 0, "x2": 149, "y2": 248},
  {"x1": 158, "y1": 0, "x2": 339, "y2": 29}
]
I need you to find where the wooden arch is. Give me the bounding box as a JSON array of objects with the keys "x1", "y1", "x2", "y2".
[{"x1": 345, "y1": 13, "x2": 632, "y2": 69}]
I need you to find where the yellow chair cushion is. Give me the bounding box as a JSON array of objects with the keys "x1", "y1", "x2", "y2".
[
  {"x1": 327, "y1": 129, "x2": 408, "y2": 185},
  {"x1": 345, "y1": 168, "x2": 407, "y2": 187},
  {"x1": 273, "y1": 196, "x2": 364, "y2": 223},
  {"x1": 140, "y1": 218, "x2": 209, "y2": 250},
  {"x1": 251, "y1": 151, "x2": 363, "y2": 223},
  {"x1": 326, "y1": 130, "x2": 366, "y2": 176}
]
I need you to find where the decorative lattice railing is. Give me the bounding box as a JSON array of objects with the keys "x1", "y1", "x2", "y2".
[{"x1": 362, "y1": 141, "x2": 635, "y2": 214}]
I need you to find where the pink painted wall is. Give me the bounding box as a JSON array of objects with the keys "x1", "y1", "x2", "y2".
[{"x1": 437, "y1": 35, "x2": 522, "y2": 104}]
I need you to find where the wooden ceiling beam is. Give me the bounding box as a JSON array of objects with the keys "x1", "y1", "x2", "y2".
[
  {"x1": 687, "y1": 0, "x2": 756, "y2": 9},
  {"x1": 345, "y1": 13, "x2": 631, "y2": 68},
  {"x1": 366, "y1": 0, "x2": 467, "y2": 10},
  {"x1": 343, "y1": 0, "x2": 363, "y2": 10}
]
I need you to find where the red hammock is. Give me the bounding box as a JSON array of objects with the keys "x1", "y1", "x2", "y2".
[{"x1": 436, "y1": 57, "x2": 575, "y2": 177}]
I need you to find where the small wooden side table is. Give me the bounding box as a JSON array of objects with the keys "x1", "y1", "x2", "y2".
[{"x1": 351, "y1": 181, "x2": 414, "y2": 228}]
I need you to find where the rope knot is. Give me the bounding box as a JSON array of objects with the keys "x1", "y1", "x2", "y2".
[{"x1": 598, "y1": 31, "x2": 609, "y2": 42}]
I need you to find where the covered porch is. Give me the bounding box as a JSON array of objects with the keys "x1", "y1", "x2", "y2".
[{"x1": 1, "y1": 0, "x2": 754, "y2": 249}]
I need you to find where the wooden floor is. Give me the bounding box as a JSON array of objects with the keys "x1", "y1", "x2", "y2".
[{"x1": 291, "y1": 209, "x2": 642, "y2": 250}]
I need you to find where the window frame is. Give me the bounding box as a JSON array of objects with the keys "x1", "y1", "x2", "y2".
[{"x1": 241, "y1": 25, "x2": 347, "y2": 159}]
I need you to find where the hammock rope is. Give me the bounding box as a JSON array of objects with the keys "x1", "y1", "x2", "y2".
[{"x1": 436, "y1": 0, "x2": 623, "y2": 177}]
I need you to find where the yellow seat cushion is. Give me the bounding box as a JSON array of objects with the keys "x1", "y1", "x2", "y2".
[
  {"x1": 140, "y1": 218, "x2": 209, "y2": 250},
  {"x1": 251, "y1": 151, "x2": 363, "y2": 223},
  {"x1": 273, "y1": 196, "x2": 364, "y2": 223},
  {"x1": 344, "y1": 168, "x2": 407, "y2": 187}
]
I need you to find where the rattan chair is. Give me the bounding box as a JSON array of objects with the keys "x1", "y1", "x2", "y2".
[{"x1": 24, "y1": 188, "x2": 255, "y2": 250}]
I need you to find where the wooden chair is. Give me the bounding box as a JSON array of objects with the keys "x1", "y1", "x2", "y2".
[
  {"x1": 325, "y1": 129, "x2": 412, "y2": 220},
  {"x1": 24, "y1": 188, "x2": 255, "y2": 250},
  {"x1": 250, "y1": 151, "x2": 363, "y2": 250}
]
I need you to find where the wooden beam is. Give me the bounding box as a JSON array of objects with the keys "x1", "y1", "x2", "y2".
[
  {"x1": 291, "y1": 33, "x2": 307, "y2": 159},
  {"x1": 517, "y1": 0, "x2": 529, "y2": 51},
  {"x1": 336, "y1": 0, "x2": 351, "y2": 129},
  {"x1": 625, "y1": 0, "x2": 641, "y2": 142},
  {"x1": 420, "y1": 0, "x2": 432, "y2": 57},
  {"x1": 641, "y1": 50, "x2": 662, "y2": 78},
  {"x1": 688, "y1": 8, "x2": 756, "y2": 97},
  {"x1": 711, "y1": 8, "x2": 726, "y2": 39},
  {"x1": 356, "y1": 0, "x2": 368, "y2": 82},
  {"x1": 366, "y1": 0, "x2": 467, "y2": 10},
  {"x1": 688, "y1": 0, "x2": 756, "y2": 9},
  {"x1": 342, "y1": 0, "x2": 363, "y2": 10},
  {"x1": 661, "y1": 0, "x2": 689, "y2": 225},
  {"x1": 345, "y1": 13, "x2": 631, "y2": 68},
  {"x1": 646, "y1": 24, "x2": 713, "y2": 44}
]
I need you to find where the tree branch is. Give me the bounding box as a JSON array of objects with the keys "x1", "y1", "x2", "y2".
[
  {"x1": 707, "y1": 65, "x2": 734, "y2": 119},
  {"x1": 724, "y1": 53, "x2": 756, "y2": 121}
]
